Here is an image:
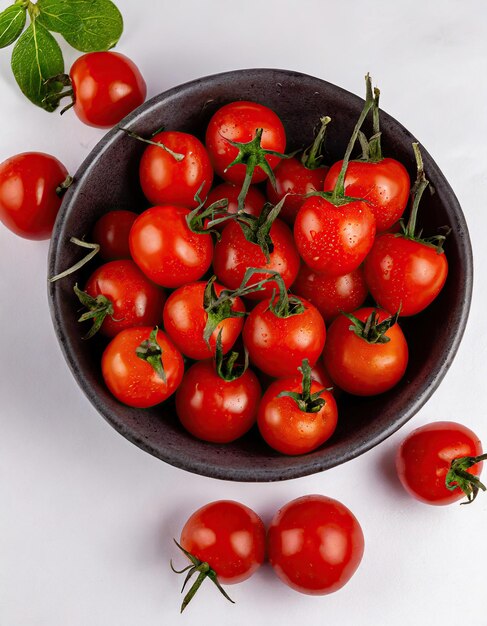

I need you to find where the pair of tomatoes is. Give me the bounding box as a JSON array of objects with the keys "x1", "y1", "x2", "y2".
[{"x1": 173, "y1": 495, "x2": 364, "y2": 611}]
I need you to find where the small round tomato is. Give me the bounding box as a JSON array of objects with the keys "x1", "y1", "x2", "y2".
[
  {"x1": 267, "y1": 495, "x2": 365, "y2": 595},
  {"x1": 204, "y1": 182, "x2": 265, "y2": 227},
  {"x1": 323, "y1": 158, "x2": 410, "y2": 233},
  {"x1": 292, "y1": 264, "x2": 368, "y2": 323},
  {"x1": 139, "y1": 131, "x2": 213, "y2": 208},
  {"x1": 0, "y1": 152, "x2": 68, "y2": 240},
  {"x1": 323, "y1": 307, "x2": 408, "y2": 396},
  {"x1": 80, "y1": 260, "x2": 165, "y2": 338},
  {"x1": 102, "y1": 326, "x2": 183, "y2": 408},
  {"x1": 243, "y1": 296, "x2": 325, "y2": 377},
  {"x1": 70, "y1": 52, "x2": 146, "y2": 128},
  {"x1": 396, "y1": 422, "x2": 485, "y2": 505},
  {"x1": 212, "y1": 219, "x2": 300, "y2": 301},
  {"x1": 129, "y1": 205, "x2": 213, "y2": 288},
  {"x1": 205, "y1": 101, "x2": 286, "y2": 184},
  {"x1": 176, "y1": 360, "x2": 261, "y2": 443},
  {"x1": 92, "y1": 210, "x2": 138, "y2": 261},
  {"x1": 163, "y1": 281, "x2": 245, "y2": 360}
]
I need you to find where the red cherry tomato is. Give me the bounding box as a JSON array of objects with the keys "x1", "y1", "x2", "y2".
[
  {"x1": 0, "y1": 152, "x2": 68, "y2": 240},
  {"x1": 204, "y1": 182, "x2": 265, "y2": 227},
  {"x1": 92, "y1": 210, "x2": 138, "y2": 261},
  {"x1": 102, "y1": 326, "x2": 183, "y2": 408},
  {"x1": 205, "y1": 101, "x2": 286, "y2": 184},
  {"x1": 323, "y1": 158, "x2": 410, "y2": 232},
  {"x1": 257, "y1": 375, "x2": 337, "y2": 455},
  {"x1": 364, "y1": 233, "x2": 448, "y2": 316},
  {"x1": 176, "y1": 360, "x2": 261, "y2": 443},
  {"x1": 82, "y1": 260, "x2": 165, "y2": 338},
  {"x1": 266, "y1": 156, "x2": 329, "y2": 224},
  {"x1": 396, "y1": 422, "x2": 485, "y2": 505},
  {"x1": 129, "y1": 205, "x2": 213, "y2": 288},
  {"x1": 139, "y1": 131, "x2": 213, "y2": 208},
  {"x1": 323, "y1": 307, "x2": 408, "y2": 396},
  {"x1": 70, "y1": 51, "x2": 146, "y2": 128},
  {"x1": 294, "y1": 195, "x2": 376, "y2": 276},
  {"x1": 243, "y1": 296, "x2": 326, "y2": 377},
  {"x1": 292, "y1": 264, "x2": 368, "y2": 323},
  {"x1": 163, "y1": 281, "x2": 245, "y2": 360},
  {"x1": 212, "y1": 219, "x2": 300, "y2": 301},
  {"x1": 180, "y1": 500, "x2": 266, "y2": 584},
  {"x1": 267, "y1": 495, "x2": 365, "y2": 595}
]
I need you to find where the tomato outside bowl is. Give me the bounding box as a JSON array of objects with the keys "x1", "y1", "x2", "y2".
[{"x1": 48, "y1": 68, "x2": 473, "y2": 482}]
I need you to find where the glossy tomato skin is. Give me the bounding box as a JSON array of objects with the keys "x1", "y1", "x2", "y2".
[
  {"x1": 84, "y1": 260, "x2": 165, "y2": 338},
  {"x1": 323, "y1": 158, "x2": 410, "y2": 232},
  {"x1": 129, "y1": 205, "x2": 213, "y2": 288},
  {"x1": 163, "y1": 281, "x2": 245, "y2": 360},
  {"x1": 243, "y1": 296, "x2": 326, "y2": 377},
  {"x1": 294, "y1": 195, "x2": 376, "y2": 276},
  {"x1": 102, "y1": 327, "x2": 184, "y2": 408},
  {"x1": 268, "y1": 495, "x2": 364, "y2": 595},
  {"x1": 180, "y1": 500, "x2": 266, "y2": 584},
  {"x1": 323, "y1": 307, "x2": 408, "y2": 396},
  {"x1": 70, "y1": 52, "x2": 146, "y2": 128},
  {"x1": 176, "y1": 361, "x2": 261, "y2": 443},
  {"x1": 205, "y1": 101, "x2": 286, "y2": 184},
  {"x1": 204, "y1": 182, "x2": 265, "y2": 227},
  {"x1": 364, "y1": 233, "x2": 448, "y2": 316},
  {"x1": 292, "y1": 264, "x2": 368, "y2": 323},
  {"x1": 92, "y1": 210, "x2": 138, "y2": 261},
  {"x1": 396, "y1": 422, "x2": 484, "y2": 505},
  {"x1": 258, "y1": 377, "x2": 337, "y2": 455},
  {"x1": 139, "y1": 131, "x2": 213, "y2": 208},
  {"x1": 212, "y1": 219, "x2": 300, "y2": 301},
  {"x1": 266, "y1": 157, "x2": 329, "y2": 224},
  {"x1": 0, "y1": 152, "x2": 68, "y2": 240}
]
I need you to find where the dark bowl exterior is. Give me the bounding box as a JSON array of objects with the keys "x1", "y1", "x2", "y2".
[{"x1": 48, "y1": 68, "x2": 473, "y2": 482}]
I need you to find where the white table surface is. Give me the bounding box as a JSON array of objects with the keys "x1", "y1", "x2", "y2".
[{"x1": 1, "y1": 1, "x2": 486, "y2": 624}]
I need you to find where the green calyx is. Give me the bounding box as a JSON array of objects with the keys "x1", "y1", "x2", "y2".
[
  {"x1": 214, "y1": 330, "x2": 248, "y2": 382},
  {"x1": 446, "y1": 453, "x2": 487, "y2": 505},
  {"x1": 48, "y1": 237, "x2": 100, "y2": 283},
  {"x1": 135, "y1": 327, "x2": 166, "y2": 382},
  {"x1": 202, "y1": 276, "x2": 246, "y2": 347},
  {"x1": 120, "y1": 127, "x2": 185, "y2": 161},
  {"x1": 170, "y1": 539, "x2": 235, "y2": 613},
  {"x1": 73, "y1": 284, "x2": 116, "y2": 339},
  {"x1": 301, "y1": 116, "x2": 331, "y2": 170},
  {"x1": 186, "y1": 183, "x2": 231, "y2": 237},
  {"x1": 277, "y1": 359, "x2": 326, "y2": 413},
  {"x1": 357, "y1": 86, "x2": 383, "y2": 163},
  {"x1": 234, "y1": 194, "x2": 287, "y2": 262},
  {"x1": 345, "y1": 309, "x2": 400, "y2": 344}
]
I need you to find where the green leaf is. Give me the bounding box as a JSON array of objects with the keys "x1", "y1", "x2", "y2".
[
  {"x1": 11, "y1": 19, "x2": 64, "y2": 111},
  {"x1": 0, "y1": 4, "x2": 26, "y2": 49},
  {"x1": 37, "y1": 0, "x2": 123, "y2": 52}
]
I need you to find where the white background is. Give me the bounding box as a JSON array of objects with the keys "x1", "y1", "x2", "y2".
[{"x1": 1, "y1": 1, "x2": 486, "y2": 624}]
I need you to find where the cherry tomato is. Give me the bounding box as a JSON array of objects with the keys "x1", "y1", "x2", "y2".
[
  {"x1": 267, "y1": 495, "x2": 365, "y2": 595},
  {"x1": 176, "y1": 360, "x2": 261, "y2": 443},
  {"x1": 163, "y1": 281, "x2": 245, "y2": 360},
  {"x1": 82, "y1": 260, "x2": 165, "y2": 338},
  {"x1": 257, "y1": 373, "x2": 337, "y2": 455},
  {"x1": 323, "y1": 307, "x2": 408, "y2": 396},
  {"x1": 243, "y1": 296, "x2": 326, "y2": 377},
  {"x1": 205, "y1": 101, "x2": 286, "y2": 184},
  {"x1": 69, "y1": 51, "x2": 146, "y2": 128},
  {"x1": 102, "y1": 326, "x2": 183, "y2": 408},
  {"x1": 139, "y1": 131, "x2": 213, "y2": 208},
  {"x1": 92, "y1": 210, "x2": 138, "y2": 261},
  {"x1": 294, "y1": 195, "x2": 376, "y2": 276},
  {"x1": 212, "y1": 219, "x2": 300, "y2": 301},
  {"x1": 364, "y1": 233, "x2": 448, "y2": 316},
  {"x1": 129, "y1": 205, "x2": 213, "y2": 288},
  {"x1": 292, "y1": 264, "x2": 368, "y2": 323},
  {"x1": 396, "y1": 422, "x2": 485, "y2": 505},
  {"x1": 204, "y1": 182, "x2": 265, "y2": 227},
  {"x1": 323, "y1": 158, "x2": 410, "y2": 232},
  {"x1": 266, "y1": 156, "x2": 329, "y2": 224},
  {"x1": 0, "y1": 152, "x2": 68, "y2": 240}
]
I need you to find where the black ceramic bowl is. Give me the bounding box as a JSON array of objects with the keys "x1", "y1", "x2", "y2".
[{"x1": 48, "y1": 68, "x2": 472, "y2": 482}]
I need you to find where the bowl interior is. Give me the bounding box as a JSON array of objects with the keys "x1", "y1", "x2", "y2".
[{"x1": 48, "y1": 69, "x2": 472, "y2": 481}]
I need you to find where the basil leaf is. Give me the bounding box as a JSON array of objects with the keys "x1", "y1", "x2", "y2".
[
  {"x1": 0, "y1": 4, "x2": 26, "y2": 49},
  {"x1": 37, "y1": 0, "x2": 123, "y2": 52},
  {"x1": 11, "y1": 20, "x2": 64, "y2": 111}
]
